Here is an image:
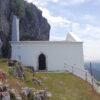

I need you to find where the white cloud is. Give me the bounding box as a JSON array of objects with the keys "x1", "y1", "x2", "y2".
[
  {"x1": 50, "y1": 36, "x2": 65, "y2": 41},
  {"x1": 69, "y1": 0, "x2": 85, "y2": 4},
  {"x1": 60, "y1": 0, "x2": 86, "y2": 6},
  {"x1": 78, "y1": 14, "x2": 99, "y2": 25},
  {"x1": 71, "y1": 23, "x2": 100, "y2": 61},
  {"x1": 83, "y1": 15, "x2": 95, "y2": 21},
  {"x1": 39, "y1": 7, "x2": 71, "y2": 27},
  {"x1": 47, "y1": 0, "x2": 59, "y2": 3},
  {"x1": 72, "y1": 23, "x2": 100, "y2": 39},
  {"x1": 26, "y1": 0, "x2": 59, "y2": 6},
  {"x1": 52, "y1": 0, "x2": 59, "y2": 3},
  {"x1": 84, "y1": 46, "x2": 100, "y2": 62},
  {"x1": 25, "y1": 0, "x2": 48, "y2": 6},
  {"x1": 26, "y1": 0, "x2": 87, "y2": 7}
]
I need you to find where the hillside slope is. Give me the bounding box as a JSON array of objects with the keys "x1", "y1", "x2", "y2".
[{"x1": 0, "y1": 59, "x2": 99, "y2": 100}]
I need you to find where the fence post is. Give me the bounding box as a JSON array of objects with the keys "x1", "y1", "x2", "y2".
[
  {"x1": 85, "y1": 71, "x2": 87, "y2": 82},
  {"x1": 90, "y1": 62, "x2": 94, "y2": 93},
  {"x1": 72, "y1": 66, "x2": 74, "y2": 74}
]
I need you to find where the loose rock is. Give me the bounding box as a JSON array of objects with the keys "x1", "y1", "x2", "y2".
[
  {"x1": 34, "y1": 90, "x2": 47, "y2": 100},
  {"x1": 16, "y1": 94, "x2": 22, "y2": 100},
  {"x1": 33, "y1": 78, "x2": 45, "y2": 86},
  {"x1": 46, "y1": 92, "x2": 52, "y2": 98},
  {"x1": 1, "y1": 92, "x2": 10, "y2": 100},
  {"x1": 21, "y1": 87, "x2": 30, "y2": 97}
]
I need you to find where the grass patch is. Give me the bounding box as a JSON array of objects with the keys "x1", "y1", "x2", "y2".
[
  {"x1": 0, "y1": 59, "x2": 100, "y2": 100},
  {"x1": 35, "y1": 73, "x2": 100, "y2": 100},
  {"x1": 8, "y1": 68, "x2": 14, "y2": 76},
  {"x1": 23, "y1": 70, "x2": 44, "y2": 90},
  {"x1": 0, "y1": 58, "x2": 10, "y2": 72}
]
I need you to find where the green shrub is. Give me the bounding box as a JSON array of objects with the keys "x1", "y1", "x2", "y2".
[
  {"x1": 10, "y1": 92, "x2": 16, "y2": 100},
  {"x1": 11, "y1": 0, "x2": 25, "y2": 18},
  {"x1": 25, "y1": 6, "x2": 34, "y2": 21},
  {"x1": 8, "y1": 68, "x2": 14, "y2": 76},
  {"x1": 28, "y1": 91, "x2": 34, "y2": 100}
]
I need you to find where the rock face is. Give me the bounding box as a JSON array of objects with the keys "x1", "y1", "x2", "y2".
[
  {"x1": 0, "y1": 0, "x2": 11, "y2": 58},
  {"x1": 21, "y1": 87, "x2": 30, "y2": 97},
  {"x1": 0, "y1": 0, "x2": 50, "y2": 58},
  {"x1": 20, "y1": 1, "x2": 50, "y2": 41}
]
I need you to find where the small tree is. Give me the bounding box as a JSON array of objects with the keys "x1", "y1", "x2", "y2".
[
  {"x1": 25, "y1": 6, "x2": 34, "y2": 21},
  {"x1": 11, "y1": 0, "x2": 25, "y2": 18},
  {"x1": 10, "y1": 92, "x2": 17, "y2": 100}
]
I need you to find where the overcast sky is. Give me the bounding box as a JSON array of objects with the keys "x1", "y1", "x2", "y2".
[{"x1": 26, "y1": 0, "x2": 100, "y2": 62}]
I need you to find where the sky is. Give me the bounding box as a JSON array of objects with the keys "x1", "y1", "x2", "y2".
[{"x1": 26, "y1": 0, "x2": 100, "y2": 62}]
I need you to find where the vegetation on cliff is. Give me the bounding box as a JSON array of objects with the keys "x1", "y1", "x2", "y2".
[
  {"x1": 11, "y1": 0, "x2": 25, "y2": 18},
  {"x1": 11, "y1": 0, "x2": 34, "y2": 20}
]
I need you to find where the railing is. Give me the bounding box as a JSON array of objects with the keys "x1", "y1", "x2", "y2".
[{"x1": 64, "y1": 63, "x2": 100, "y2": 94}]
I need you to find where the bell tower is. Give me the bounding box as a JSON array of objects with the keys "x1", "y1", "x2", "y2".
[{"x1": 12, "y1": 15, "x2": 19, "y2": 41}]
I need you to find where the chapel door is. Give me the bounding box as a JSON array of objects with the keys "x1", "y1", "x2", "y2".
[{"x1": 38, "y1": 54, "x2": 46, "y2": 70}]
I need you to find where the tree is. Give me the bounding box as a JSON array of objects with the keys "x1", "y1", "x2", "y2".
[
  {"x1": 25, "y1": 6, "x2": 34, "y2": 21},
  {"x1": 11, "y1": 0, "x2": 25, "y2": 18}
]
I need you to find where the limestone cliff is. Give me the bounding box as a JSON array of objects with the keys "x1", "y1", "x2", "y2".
[{"x1": 0, "y1": 0, "x2": 50, "y2": 58}]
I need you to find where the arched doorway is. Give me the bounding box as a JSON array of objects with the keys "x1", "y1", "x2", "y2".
[{"x1": 38, "y1": 54, "x2": 46, "y2": 70}]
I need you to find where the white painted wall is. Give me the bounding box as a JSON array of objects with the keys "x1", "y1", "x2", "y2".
[{"x1": 10, "y1": 41, "x2": 84, "y2": 71}]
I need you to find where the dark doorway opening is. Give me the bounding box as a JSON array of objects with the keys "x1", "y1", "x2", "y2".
[{"x1": 38, "y1": 54, "x2": 46, "y2": 70}]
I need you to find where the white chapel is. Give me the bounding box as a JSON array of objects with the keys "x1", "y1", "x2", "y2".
[{"x1": 10, "y1": 15, "x2": 84, "y2": 71}]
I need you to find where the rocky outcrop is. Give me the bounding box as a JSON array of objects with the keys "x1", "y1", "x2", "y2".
[
  {"x1": 33, "y1": 77, "x2": 45, "y2": 86},
  {"x1": 0, "y1": 0, "x2": 11, "y2": 58},
  {"x1": 1, "y1": 92, "x2": 10, "y2": 100},
  {"x1": 0, "y1": 59, "x2": 53, "y2": 100},
  {"x1": 20, "y1": 1, "x2": 50, "y2": 41},
  {"x1": 0, "y1": 86, "x2": 10, "y2": 100},
  {"x1": 0, "y1": 0, "x2": 50, "y2": 58},
  {"x1": 4, "y1": 59, "x2": 25, "y2": 79},
  {"x1": 34, "y1": 90, "x2": 47, "y2": 100}
]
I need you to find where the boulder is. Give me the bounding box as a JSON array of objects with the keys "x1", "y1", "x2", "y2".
[
  {"x1": 2, "y1": 92, "x2": 10, "y2": 100},
  {"x1": 16, "y1": 94, "x2": 22, "y2": 100},
  {"x1": 41, "y1": 77, "x2": 47, "y2": 81},
  {"x1": 34, "y1": 90, "x2": 46, "y2": 100},
  {"x1": 33, "y1": 77, "x2": 45, "y2": 86},
  {"x1": 21, "y1": 87, "x2": 30, "y2": 97},
  {"x1": 0, "y1": 86, "x2": 7, "y2": 92},
  {"x1": 46, "y1": 92, "x2": 52, "y2": 98}
]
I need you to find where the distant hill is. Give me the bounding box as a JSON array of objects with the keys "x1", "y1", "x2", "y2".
[
  {"x1": 0, "y1": 0, "x2": 50, "y2": 58},
  {"x1": 85, "y1": 62, "x2": 100, "y2": 81}
]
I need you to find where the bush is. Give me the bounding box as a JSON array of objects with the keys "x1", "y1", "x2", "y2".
[
  {"x1": 11, "y1": 0, "x2": 25, "y2": 18},
  {"x1": 25, "y1": 6, "x2": 34, "y2": 21},
  {"x1": 8, "y1": 68, "x2": 14, "y2": 76},
  {"x1": 10, "y1": 92, "x2": 16, "y2": 100},
  {"x1": 28, "y1": 91, "x2": 34, "y2": 100}
]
